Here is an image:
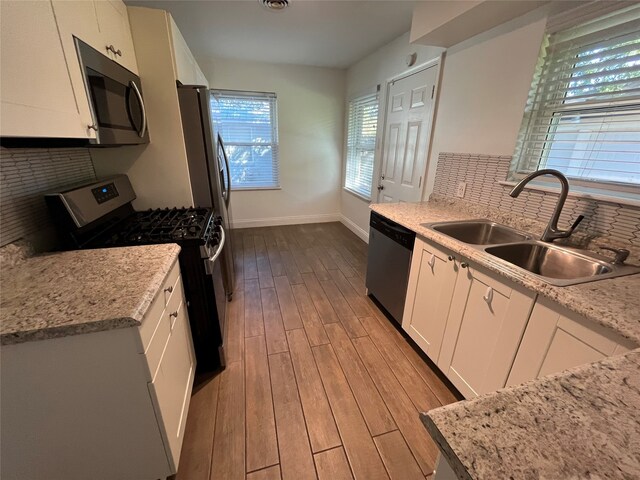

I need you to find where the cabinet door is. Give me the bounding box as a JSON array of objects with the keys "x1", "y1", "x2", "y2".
[
  {"x1": 95, "y1": 0, "x2": 138, "y2": 74},
  {"x1": 438, "y1": 264, "x2": 535, "y2": 398},
  {"x1": 402, "y1": 238, "x2": 457, "y2": 363},
  {"x1": 0, "y1": 1, "x2": 88, "y2": 138},
  {"x1": 51, "y1": 0, "x2": 102, "y2": 139},
  {"x1": 148, "y1": 292, "x2": 196, "y2": 471},
  {"x1": 506, "y1": 296, "x2": 634, "y2": 387}
]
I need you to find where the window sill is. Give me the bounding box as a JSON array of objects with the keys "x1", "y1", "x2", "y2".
[
  {"x1": 231, "y1": 186, "x2": 282, "y2": 192},
  {"x1": 343, "y1": 187, "x2": 371, "y2": 203},
  {"x1": 498, "y1": 181, "x2": 640, "y2": 208}
]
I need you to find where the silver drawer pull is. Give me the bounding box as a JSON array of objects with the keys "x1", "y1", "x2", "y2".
[
  {"x1": 483, "y1": 287, "x2": 494, "y2": 305},
  {"x1": 427, "y1": 254, "x2": 436, "y2": 269},
  {"x1": 460, "y1": 262, "x2": 469, "y2": 269},
  {"x1": 164, "y1": 285, "x2": 173, "y2": 294},
  {"x1": 447, "y1": 255, "x2": 455, "y2": 261}
]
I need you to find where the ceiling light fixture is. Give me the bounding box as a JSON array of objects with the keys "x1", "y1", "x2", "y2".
[{"x1": 260, "y1": 0, "x2": 289, "y2": 11}]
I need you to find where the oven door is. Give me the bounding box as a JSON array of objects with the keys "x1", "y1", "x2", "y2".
[{"x1": 75, "y1": 38, "x2": 149, "y2": 146}]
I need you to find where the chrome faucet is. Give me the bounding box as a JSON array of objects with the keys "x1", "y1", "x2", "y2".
[{"x1": 509, "y1": 169, "x2": 584, "y2": 243}]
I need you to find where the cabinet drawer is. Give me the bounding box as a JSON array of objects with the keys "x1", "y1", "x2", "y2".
[
  {"x1": 145, "y1": 278, "x2": 184, "y2": 381},
  {"x1": 138, "y1": 261, "x2": 180, "y2": 352}
]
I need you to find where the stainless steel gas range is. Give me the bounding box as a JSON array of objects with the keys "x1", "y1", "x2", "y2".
[{"x1": 45, "y1": 174, "x2": 226, "y2": 372}]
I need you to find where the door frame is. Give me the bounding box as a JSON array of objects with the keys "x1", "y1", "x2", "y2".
[{"x1": 374, "y1": 52, "x2": 445, "y2": 203}]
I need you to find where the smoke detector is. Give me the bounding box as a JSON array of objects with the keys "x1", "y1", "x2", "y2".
[{"x1": 260, "y1": 0, "x2": 289, "y2": 11}]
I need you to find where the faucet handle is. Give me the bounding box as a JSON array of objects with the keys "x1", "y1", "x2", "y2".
[
  {"x1": 570, "y1": 215, "x2": 585, "y2": 232},
  {"x1": 599, "y1": 246, "x2": 630, "y2": 265}
]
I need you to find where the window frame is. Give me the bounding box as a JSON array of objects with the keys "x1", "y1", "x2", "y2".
[
  {"x1": 211, "y1": 89, "x2": 280, "y2": 191},
  {"x1": 343, "y1": 91, "x2": 380, "y2": 201},
  {"x1": 509, "y1": 6, "x2": 640, "y2": 198}
]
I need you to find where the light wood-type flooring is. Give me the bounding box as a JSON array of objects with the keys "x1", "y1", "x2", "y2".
[{"x1": 174, "y1": 222, "x2": 460, "y2": 480}]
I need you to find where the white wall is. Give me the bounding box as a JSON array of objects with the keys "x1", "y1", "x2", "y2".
[
  {"x1": 423, "y1": 7, "x2": 548, "y2": 198},
  {"x1": 341, "y1": 32, "x2": 443, "y2": 240},
  {"x1": 93, "y1": 7, "x2": 194, "y2": 210},
  {"x1": 198, "y1": 57, "x2": 346, "y2": 228}
]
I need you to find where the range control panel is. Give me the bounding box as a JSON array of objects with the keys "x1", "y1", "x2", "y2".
[{"x1": 91, "y1": 182, "x2": 119, "y2": 204}]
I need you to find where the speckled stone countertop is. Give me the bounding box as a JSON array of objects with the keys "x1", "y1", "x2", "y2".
[
  {"x1": 0, "y1": 244, "x2": 180, "y2": 345},
  {"x1": 371, "y1": 198, "x2": 640, "y2": 345},
  {"x1": 421, "y1": 349, "x2": 640, "y2": 479}
]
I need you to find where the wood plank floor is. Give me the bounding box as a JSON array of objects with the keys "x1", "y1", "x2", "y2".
[{"x1": 175, "y1": 222, "x2": 460, "y2": 480}]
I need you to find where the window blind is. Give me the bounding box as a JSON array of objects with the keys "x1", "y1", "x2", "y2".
[
  {"x1": 345, "y1": 93, "x2": 379, "y2": 199},
  {"x1": 211, "y1": 90, "x2": 279, "y2": 190},
  {"x1": 512, "y1": 4, "x2": 640, "y2": 188}
]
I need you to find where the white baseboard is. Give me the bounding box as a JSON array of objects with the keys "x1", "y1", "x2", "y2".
[
  {"x1": 340, "y1": 214, "x2": 369, "y2": 243},
  {"x1": 231, "y1": 213, "x2": 341, "y2": 229}
]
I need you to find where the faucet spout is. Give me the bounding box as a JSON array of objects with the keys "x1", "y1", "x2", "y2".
[{"x1": 509, "y1": 169, "x2": 584, "y2": 242}]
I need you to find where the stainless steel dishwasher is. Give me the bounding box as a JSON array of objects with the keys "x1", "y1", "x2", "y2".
[{"x1": 366, "y1": 211, "x2": 416, "y2": 324}]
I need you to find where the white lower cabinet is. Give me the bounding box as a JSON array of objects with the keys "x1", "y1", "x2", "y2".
[
  {"x1": 0, "y1": 261, "x2": 195, "y2": 480},
  {"x1": 506, "y1": 296, "x2": 634, "y2": 387},
  {"x1": 403, "y1": 237, "x2": 457, "y2": 362},
  {"x1": 437, "y1": 259, "x2": 535, "y2": 398},
  {"x1": 403, "y1": 237, "x2": 535, "y2": 398},
  {"x1": 403, "y1": 234, "x2": 637, "y2": 400}
]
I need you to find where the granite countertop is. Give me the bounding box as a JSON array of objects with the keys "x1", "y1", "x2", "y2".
[
  {"x1": 0, "y1": 244, "x2": 181, "y2": 345},
  {"x1": 421, "y1": 349, "x2": 640, "y2": 479},
  {"x1": 371, "y1": 198, "x2": 640, "y2": 345}
]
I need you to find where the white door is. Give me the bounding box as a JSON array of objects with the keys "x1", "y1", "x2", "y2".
[{"x1": 377, "y1": 65, "x2": 438, "y2": 203}]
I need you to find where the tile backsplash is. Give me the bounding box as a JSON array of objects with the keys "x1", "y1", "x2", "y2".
[
  {"x1": 0, "y1": 147, "x2": 96, "y2": 247},
  {"x1": 433, "y1": 152, "x2": 640, "y2": 247}
]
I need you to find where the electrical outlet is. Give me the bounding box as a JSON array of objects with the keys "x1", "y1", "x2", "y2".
[{"x1": 456, "y1": 181, "x2": 467, "y2": 198}]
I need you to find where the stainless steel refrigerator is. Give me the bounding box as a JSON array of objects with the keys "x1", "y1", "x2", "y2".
[{"x1": 178, "y1": 84, "x2": 235, "y2": 300}]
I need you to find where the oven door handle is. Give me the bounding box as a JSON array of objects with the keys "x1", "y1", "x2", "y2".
[
  {"x1": 209, "y1": 225, "x2": 226, "y2": 264},
  {"x1": 130, "y1": 80, "x2": 147, "y2": 138}
]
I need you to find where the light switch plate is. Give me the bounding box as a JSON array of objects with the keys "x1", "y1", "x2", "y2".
[{"x1": 456, "y1": 181, "x2": 467, "y2": 198}]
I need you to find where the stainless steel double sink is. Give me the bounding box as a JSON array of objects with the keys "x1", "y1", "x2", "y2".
[{"x1": 421, "y1": 220, "x2": 639, "y2": 286}]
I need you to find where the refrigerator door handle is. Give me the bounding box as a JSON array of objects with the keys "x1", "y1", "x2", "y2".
[{"x1": 218, "y1": 134, "x2": 231, "y2": 208}]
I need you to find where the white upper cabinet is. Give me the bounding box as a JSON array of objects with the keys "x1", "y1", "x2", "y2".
[
  {"x1": 1, "y1": 0, "x2": 139, "y2": 139},
  {"x1": 0, "y1": 1, "x2": 89, "y2": 138},
  {"x1": 506, "y1": 296, "x2": 635, "y2": 387},
  {"x1": 53, "y1": 0, "x2": 139, "y2": 74},
  {"x1": 95, "y1": 0, "x2": 138, "y2": 74},
  {"x1": 169, "y1": 15, "x2": 209, "y2": 87}
]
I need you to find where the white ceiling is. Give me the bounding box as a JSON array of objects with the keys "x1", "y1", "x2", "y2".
[{"x1": 125, "y1": 1, "x2": 419, "y2": 69}]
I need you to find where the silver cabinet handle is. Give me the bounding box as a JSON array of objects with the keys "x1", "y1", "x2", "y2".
[
  {"x1": 447, "y1": 255, "x2": 455, "y2": 261},
  {"x1": 427, "y1": 254, "x2": 436, "y2": 269},
  {"x1": 164, "y1": 285, "x2": 173, "y2": 294},
  {"x1": 483, "y1": 287, "x2": 494, "y2": 304},
  {"x1": 106, "y1": 45, "x2": 122, "y2": 56},
  {"x1": 460, "y1": 262, "x2": 469, "y2": 268},
  {"x1": 169, "y1": 311, "x2": 178, "y2": 318},
  {"x1": 130, "y1": 80, "x2": 147, "y2": 138}
]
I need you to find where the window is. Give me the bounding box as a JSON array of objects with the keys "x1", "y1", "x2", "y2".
[
  {"x1": 345, "y1": 93, "x2": 379, "y2": 199},
  {"x1": 511, "y1": 4, "x2": 640, "y2": 192},
  {"x1": 211, "y1": 90, "x2": 279, "y2": 190}
]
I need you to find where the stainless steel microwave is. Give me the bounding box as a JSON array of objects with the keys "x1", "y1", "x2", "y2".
[{"x1": 75, "y1": 38, "x2": 149, "y2": 146}]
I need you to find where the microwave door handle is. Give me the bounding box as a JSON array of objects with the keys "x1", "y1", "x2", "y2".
[{"x1": 130, "y1": 80, "x2": 147, "y2": 138}]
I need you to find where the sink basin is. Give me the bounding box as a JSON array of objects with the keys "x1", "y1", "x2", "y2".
[
  {"x1": 426, "y1": 220, "x2": 530, "y2": 245},
  {"x1": 485, "y1": 242, "x2": 614, "y2": 283}
]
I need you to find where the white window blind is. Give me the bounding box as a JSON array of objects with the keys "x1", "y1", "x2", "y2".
[
  {"x1": 512, "y1": 4, "x2": 640, "y2": 190},
  {"x1": 211, "y1": 90, "x2": 279, "y2": 190},
  {"x1": 345, "y1": 93, "x2": 379, "y2": 199}
]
